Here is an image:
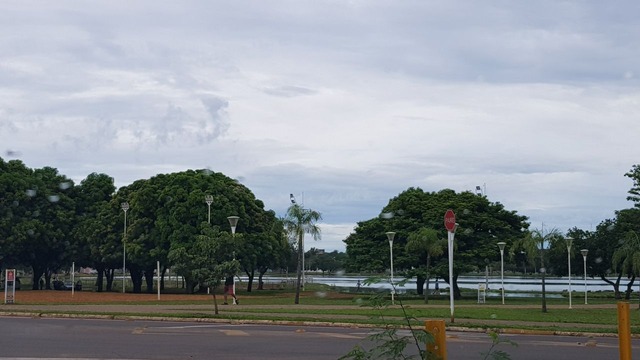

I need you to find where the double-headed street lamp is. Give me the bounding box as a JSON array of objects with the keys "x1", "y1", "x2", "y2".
[
  {"x1": 566, "y1": 237, "x2": 573, "y2": 309},
  {"x1": 581, "y1": 249, "x2": 589, "y2": 304},
  {"x1": 497, "y1": 242, "x2": 506, "y2": 305},
  {"x1": 121, "y1": 202, "x2": 129, "y2": 293},
  {"x1": 386, "y1": 231, "x2": 396, "y2": 305}
]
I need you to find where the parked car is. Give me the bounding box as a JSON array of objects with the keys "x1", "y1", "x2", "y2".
[{"x1": 53, "y1": 280, "x2": 82, "y2": 291}]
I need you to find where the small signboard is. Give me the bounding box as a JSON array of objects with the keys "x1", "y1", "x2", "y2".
[{"x1": 5, "y1": 269, "x2": 16, "y2": 304}]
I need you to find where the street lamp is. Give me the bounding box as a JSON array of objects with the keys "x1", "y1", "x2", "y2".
[
  {"x1": 227, "y1": 216, "x2": 240, "y2": 305},
  {"x1": 227, "y1": 216, "x2": 239, "y2": 236},
  {"x1": 581, "y1": 249, "x2": 588, "y2": 304},
  {"x1": 566, "y1": 237, "x2": 573, "y2": 309},
  {"x1": 121, "y1": 202, "x2": 129, "y2": 294},
  {"x1": 205, "y1": 195, "x2": 213, "y2": 224},
  {"x1": 386, "y1": 231, "x2": 396, "y2": 305},
  {"x1": 497, "y1": 242, "x2": 506, "y2": 304},
  {"x1": 520, "y1": 251, "x2": 526, "y2": 275}
]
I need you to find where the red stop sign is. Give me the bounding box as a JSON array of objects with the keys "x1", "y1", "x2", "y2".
[{"x1": 444, "y1": 209, "x2": 456, "y2": 232}]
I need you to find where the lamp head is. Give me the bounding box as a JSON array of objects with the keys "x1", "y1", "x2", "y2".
[
  {"x1": 566, "y1": 236, "x2": 573, "y2": 249},
  {"x1": 386, "y1": 231, "x2": 396, "y2": 244},
  {"x1": 497, "y1": 242, "x2": 506, "y2": 251},
  {"x1": 121, "y1": 202, "x2": 129, "y2": 212},
  {"x1": 227, "y1": 216, "x2": 240, "y2": 235},
  {"x1": 580, "y1": 249, "x2": 588, "y2": 257}
]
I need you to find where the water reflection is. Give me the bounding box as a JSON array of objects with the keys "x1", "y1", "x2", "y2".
[{"x1": 262, "y1": 275, "x2": 617, "y2": 294}]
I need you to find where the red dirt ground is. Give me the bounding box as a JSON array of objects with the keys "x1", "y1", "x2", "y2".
[{"x1": 10, "y1": 290, "x2": 214, "y2": 304}]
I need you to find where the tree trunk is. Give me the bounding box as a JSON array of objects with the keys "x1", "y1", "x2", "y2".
[
  {"x1": 541, "y1": 248, "x2": 547, "y2": 313},
  {"x1": 211, "y1": 289, "x2": 219, "y2": 315},
  {"x1": 95, "y1": 266, "x2": 105, "y2": 292},
  {"x1": 31, "y1": 266, "x2": 45, "y2": 290},
  {"x1": 424, "y1": 256, "x2": 432, "y2": 304},
  {"x1": 106, "y1": 268, "x2": 114, "y2": 292},
  {"x1": 415, "y1": 275, "x2": 425, "y2": 296},
  {"x1": 130, "y1": 267, "x2": 143, "y2": 293},
  {"x1": 258, "y1": 267, "x2": 268, "y2": 290},
  {"x1": 599, "y1": 273, "x2": 622, "y2": 299},
  {"x1": 624, "y1": 275, "x2": 636, "y2": 300},
  {"x1": 143, "y1": 268, "x2": 154, "y2": 293},
  {"x1": 160, "y1": 267, "x2": 167, "y2": 291},
  {"x1": 246, "y1": 269, "x2": 255, "y2": 292},
  {"x1": 453, "y1": 274, "x2": 461, "y2": 300},
  {"x1": 294, "y1": 233, "x2": 303, "y2": 304}
]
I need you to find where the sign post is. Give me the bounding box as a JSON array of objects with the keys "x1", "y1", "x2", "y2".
[
  {"x1": 5, "y1": 269, "x2": 16, "y2": 304},
  {"x1": 444, "y1": 210, "x2": 456, "y2": 323}
]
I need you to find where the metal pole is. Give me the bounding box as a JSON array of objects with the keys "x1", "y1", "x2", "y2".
[
  {"x1": 568, "y1": 249, "x2": 572, "y2": 309},
  {"x1": 71, "y1": 262, "x2": 75, "y2": 297},
  {"x1": 386, "y1": 232, "x2": 396, "y2": 305},
  {"x1": 448, "y1": 231, "x2": 455, "y2": 322},
  {"x1": 497, "y1": 242, "x2": 506, "y2": 305},
  {"x1": 584, "y1": 259, "x2": 587, "y2": 304},
  {"x1": 500, "y1": 250, "x2": 504, "y2": 304},
  {"x1": 157, "y1": 261, "x2": 160, "y2": 300},
  {"x1": 121, "y1": 202, "x2": 129, "y2": 294},
  {"x1": 566, "y1": 237, "x2": 572, "y2": 309}
]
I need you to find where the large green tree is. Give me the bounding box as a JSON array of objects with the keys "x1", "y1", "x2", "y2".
[
  {"x1": 9, "y1": 166, "x2": 76, "y2": 289},
  {"x1": 345, "y1": 188, "x2": 528, "y2": 299},
  {"x1": 117, "y1": 169, "x2": 283, "y2": 293},
  {"x1": 71, "y1": 173, "x2": 117, "y2": 292}
]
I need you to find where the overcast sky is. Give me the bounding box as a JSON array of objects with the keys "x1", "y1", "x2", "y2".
[{"x1": 1, "y1": 1, "x2": 639, "y2": 251}]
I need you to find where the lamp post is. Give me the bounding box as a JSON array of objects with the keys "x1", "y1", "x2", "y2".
[
  {"x1": 520, "y1": 251, "x2": 526, "y2": 275},
  {"x1": 205, "y1": 195, "x2": 213, "y2": 224},
  {"x1": 121, "y1": 202, "x2": 129, "y2": 294},
  {"x1": 386, "y1": 231, "x2": 396, "y2": 305},
  {"x1": 566, "y1": 237, "x2": 573, "y2": 309},
  {"x1": 581, "y1": 249, "x2": 588, "y2": 304},
  {"x1": 497, "y1": 242, "x2": 506, "y2": 305},
  {"x1": 227, "y1": 216, "x2": 239, "y2": 305}
]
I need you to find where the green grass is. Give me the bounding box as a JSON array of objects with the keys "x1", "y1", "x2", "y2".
[{"x1": 5, "y1": 285, "x2": 640, "y2": 335}]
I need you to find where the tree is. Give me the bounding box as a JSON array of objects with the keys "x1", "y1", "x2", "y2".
[
  {"x1": 283, "y1": 203, "x2": 322, "y2": 304},
  {"x1": 9, "y1": 166, "x2": 76, "y2": 289},
  {"x1": 345, "y1": 188, "x2": 528, "y2": 300},
  {"x1": 517, "y1": 227, "x2": 563, "y2": 313},
  {"x1": 117, "y1": 169, "x2": 279, "y2": 293},
  {"x1": 168, "y1": 226, "x2": 239, "y2": 313},
  {"x1": 71, "y1": 173, "x2": 116, "y2": 292},
  {"x1": 406, "y1": 227, "x2": 444, "y2": 303},
  {"x1": 625, "y1": 164, "x2": 640, "y2": 206}
]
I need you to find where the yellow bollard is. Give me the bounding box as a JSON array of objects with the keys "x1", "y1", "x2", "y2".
[
  {"x1": 425, "y1": 320, "x2": 447, "y2": 360},
  {"x1": 617, "y1": 301, "x2": 632, "y2": 360}
]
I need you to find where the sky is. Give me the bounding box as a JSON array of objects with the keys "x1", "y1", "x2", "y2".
[{"x1": 1, "y1": 1, "x2": 639, "y2": 252}]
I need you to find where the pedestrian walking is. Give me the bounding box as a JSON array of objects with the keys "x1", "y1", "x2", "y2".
[{"x1": 223, "y1": 276, "x2": 239, "y2": 305}]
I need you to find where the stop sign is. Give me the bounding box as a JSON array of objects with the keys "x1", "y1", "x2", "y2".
[{"x1": 444, "y1": 209, "x2": 456, "y2": 232}]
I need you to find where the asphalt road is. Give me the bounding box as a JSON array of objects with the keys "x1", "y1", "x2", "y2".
[{"x1": 0, "y1": 316, "x2": 637, "y2": 359}]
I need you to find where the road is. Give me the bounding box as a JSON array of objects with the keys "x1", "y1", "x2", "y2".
[{"x1": 0, "y1": 316, "x2": 636, "y2": 359}]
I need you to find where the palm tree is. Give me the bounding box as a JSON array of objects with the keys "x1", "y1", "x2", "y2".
[
  {"x1": 406, "y1": 227, "x2": 444, "y2": 304},
  {"x1": 283, "y1": 203, "x2": 322, "y2": 304},
  {"x1": 518, "y1": 226, "x2": 563, "y2": 313},
  {"x1": 612, "y1": 231, "x2": 640, "y2": 300}
]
